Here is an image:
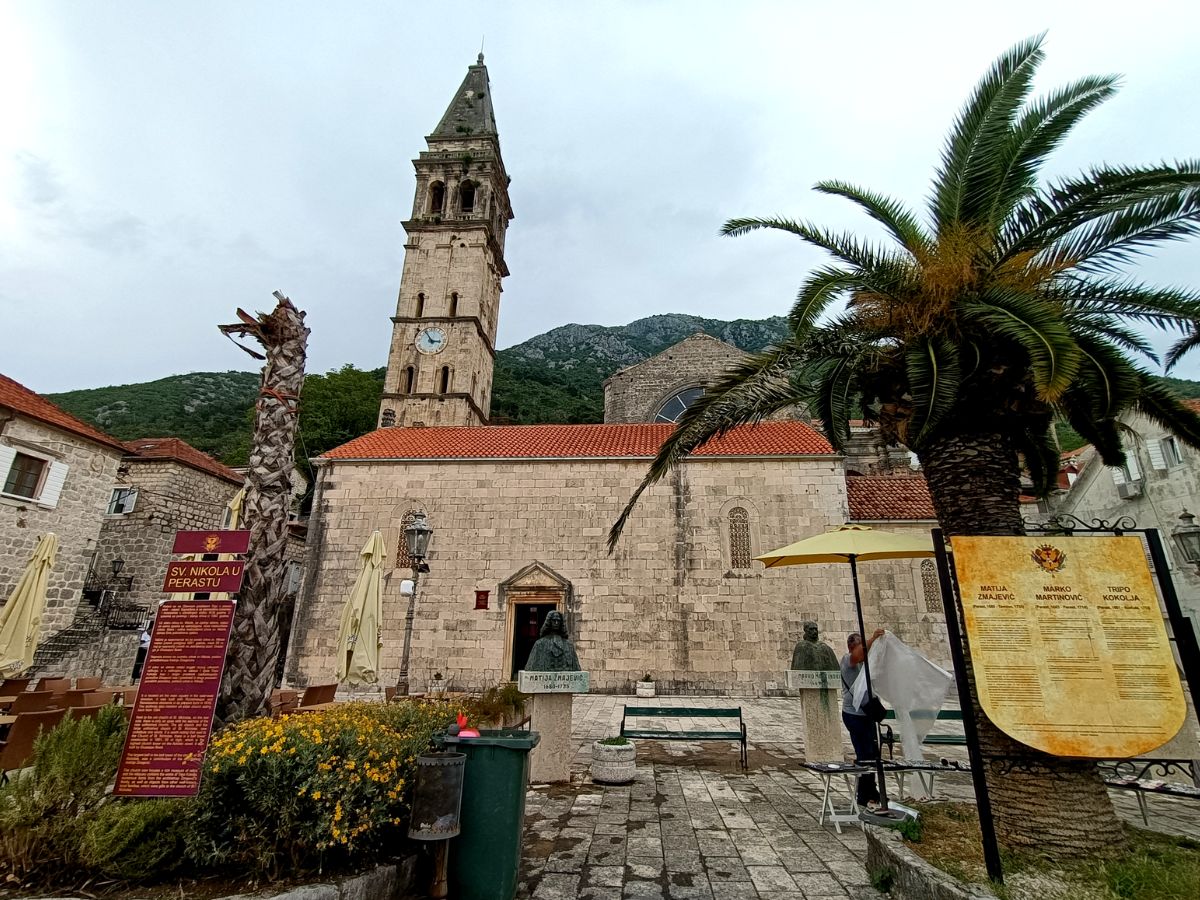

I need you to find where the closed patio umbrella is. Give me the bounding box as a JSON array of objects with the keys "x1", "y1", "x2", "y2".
[
  {"x1": 211, "y1": 486, "x2": 247, "y2": 602},
  {"x1": 756, "y1": 523, "x2": 935, "y2": 821},
  {"x1": 336, "y1": 530, "x2": 387, "y2": 686},
  {"x1": 0, "y1": 533, "x2": 59, "y2": 678}
]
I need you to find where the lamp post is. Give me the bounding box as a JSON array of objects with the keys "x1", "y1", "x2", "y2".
[
  {"x1": 1172, "y1": 509, "x2": 1200, "y2": 571},
  {"x1": 111, "y1": 558, "x2": 125, "y2": 578},
  {"x1": 396, "y1": 512, "x2": 433, "y2": 697}
]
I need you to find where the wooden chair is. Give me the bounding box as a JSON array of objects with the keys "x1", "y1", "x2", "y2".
[
  {"x1": 59, "y1": 690, "x2": 94, "y2": 709},
  {"x1": 34, "y1": 677, "x2": 70, "y2": 694},
  {"x1": 10, "y1": 692, "x2": 58, "y2": 714},
  {"x1": 69, "y1": 706, "x2": 103, "y2": 722},
  {"x1": 111, "y1": 687, "x2": 138, "y2": 706},
  {"x1": 269, "y1": 689, "x2": 299, "y2": 717},
  {"x1": 0, "y1": 709, "x2": 68, "y2": 779},
  {"x1": 74, "y1": 677, "x2": 103, "y2": 691},
  {"x1": 84, "y1": 689, "x2": 116, "y2": 706},
  {"x1": 0, "y1": 678, "x2": 31, "y2": 695}
]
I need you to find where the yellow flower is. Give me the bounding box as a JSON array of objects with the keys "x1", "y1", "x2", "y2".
[{"x1": 312, "y1": 791, "x2": 322, "y2": 800}]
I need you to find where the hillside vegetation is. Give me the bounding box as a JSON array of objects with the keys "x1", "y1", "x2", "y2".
[{"x1": 47, "y1": 312, "x2": 1200, "y2": 465}]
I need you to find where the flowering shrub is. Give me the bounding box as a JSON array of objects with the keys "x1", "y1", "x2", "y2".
[{"x1": 187, "y1": 700, "x2": 457, "y2": 878}]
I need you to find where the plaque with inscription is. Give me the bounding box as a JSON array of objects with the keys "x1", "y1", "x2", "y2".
[
  {"x1": 786, "y1": 670, "x2": 841, "y2": 690},
  {"x1": 952, "y1": 535, "x2": 1185, "y2": 758},
  {"x1": 114, "y1": 600, "x2": 235, "y2": 797},
  {"x1": 517, "y1": 670, "x2": 590, "y2": 693}
]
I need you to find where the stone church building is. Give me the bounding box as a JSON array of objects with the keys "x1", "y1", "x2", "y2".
[{"x1": 286, "y1": 58, "x2": 945, "y2": 695}]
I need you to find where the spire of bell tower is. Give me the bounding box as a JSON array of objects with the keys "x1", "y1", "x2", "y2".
[{"x1": 430, "y1": 56, "x2": 497, "y2": 139}]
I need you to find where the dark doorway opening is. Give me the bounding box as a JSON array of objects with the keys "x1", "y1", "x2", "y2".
[{"x1": 510, "y1": 603, "x2": 557, "y2": 679}]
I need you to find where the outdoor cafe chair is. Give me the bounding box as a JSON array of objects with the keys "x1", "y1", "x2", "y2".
[
  {"x1": 69, "y1": 706, "x2": 103, "y2": 722},
  {"x1": 33, "y1": 677, "x2": 70, "y2": 694},
  {"x1": 298, "y1": 684, "x2": 338, "y2": 708},
  {"x1": 74, "y1": 677, "x2": 103, "y2": 691},
  {"x1": 0, "y1": 709, "x2": 68, "y2": 780},
  {"x1": 9, "y1": 692, "x2": 59, "y2": 715},
  {"x1": 0, "y1": 678, "x2": 31, "y2": 695}
]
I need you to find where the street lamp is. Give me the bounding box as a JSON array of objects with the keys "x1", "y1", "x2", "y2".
[
  {"x1": 1172, "y1": 509, "x2": 1200, "y2": 570},
  {"x1": 396, "y1": 513, "x2": 433, "y2": 697},
  {"x1": 111, "y1": 558, "x2": 125, "y2": 577}
]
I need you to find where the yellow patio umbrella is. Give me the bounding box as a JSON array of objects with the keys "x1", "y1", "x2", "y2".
[
  {"x1": 336, "y1": 530, "x2": 387, "y2": 686},
  {"x1": 0, "y1": 533, "x2": 59, "y2": 678},
  {"x1": 756, "y1": 523, "x2": 935, "y2": 820},
  {"x1": 210, "y1": 486, "x2": 247, "y2": 602}
]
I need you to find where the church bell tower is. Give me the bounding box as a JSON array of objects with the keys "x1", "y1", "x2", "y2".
[{"x1": 380, "y1": 55, "x2": 513, "y2": 428}]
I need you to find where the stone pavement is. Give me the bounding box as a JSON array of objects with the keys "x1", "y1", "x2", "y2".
[{"x1": 516, "y1": 695, "x2": 1200, "y2": 899}]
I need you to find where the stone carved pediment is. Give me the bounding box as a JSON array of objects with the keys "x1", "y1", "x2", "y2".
[{"x1": 502, "y1": 561, "x2": 571, "y2": 591}]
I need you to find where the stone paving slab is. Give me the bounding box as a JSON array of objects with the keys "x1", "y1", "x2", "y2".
[{"x1": 517, "y1": 694, "x2": 1199, "y2": 899}]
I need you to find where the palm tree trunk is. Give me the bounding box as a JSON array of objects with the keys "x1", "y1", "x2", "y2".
[
  {"x1": 214, "y1": 296, "x2": 309, "y2": 726},
  {"x1": 920, "y1": 430, "x2": 1126, "y2": 856}
]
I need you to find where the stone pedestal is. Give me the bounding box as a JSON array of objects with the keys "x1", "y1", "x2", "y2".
[
  {"x1": 518, "y1": 670, "x2": 590, "y2": 784},
  {"x1": 788, "y1": 669, "x2": 843, "y2": 762}
]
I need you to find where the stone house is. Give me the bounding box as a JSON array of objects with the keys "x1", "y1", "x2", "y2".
[
  {"x1": 1044, "y1": 402, "x2": 1200, "y2": 622},
  {"x1": 0, "y1": 373, "x2": 128, "y2": 649}
]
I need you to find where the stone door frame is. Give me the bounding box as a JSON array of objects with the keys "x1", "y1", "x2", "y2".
[
  {"x1": 503, "y1": 591, "x2": 565, "y2": 680},
  {"x1": 498, "y1": 561, "x2": 574, "y2": 681}
]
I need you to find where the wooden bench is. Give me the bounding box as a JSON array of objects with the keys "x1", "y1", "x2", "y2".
[
  {"x1": 879, "y1": 708, "x2": 965, "y2": 756},
  {"x1": 619, "y1": 705, "x2": 747, "y2": 768},
  {"x1": 1098, "y1": 759, "x2": 1200, "y2": 825}
]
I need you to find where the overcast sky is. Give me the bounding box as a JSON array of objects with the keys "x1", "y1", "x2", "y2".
[{"x1": 3, "y1": 1, "x2": 1199, "y2": 393}]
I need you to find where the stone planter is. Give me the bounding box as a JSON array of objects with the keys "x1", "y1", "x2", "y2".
[
  {"x1": 635, "y1": 680, "x2": 655, "y2": 698},
  {"x1": 591, "y1": 740, "x2": 637, "y2": 784}
]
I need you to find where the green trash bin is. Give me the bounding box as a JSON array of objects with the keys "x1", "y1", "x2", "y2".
[{"x1": 443, "y1": 728, "x2": 540, "y2": 900}]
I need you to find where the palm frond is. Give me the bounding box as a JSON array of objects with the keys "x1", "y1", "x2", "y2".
[
  {"x1": 902, "y1": 336, "x2": 961, "y2": 448},
  {"x1": 1165, "y1": 330, "x2": 1200, "y2": 373},
  {"x1": 789, "y1": 266, "x2": 856, "y2": 331},
  {"x1": 962, "y1": 289, "x2": 1081, "y2": 400},
  {"x1": 985, "y1": 75, "x2": 1119, "y2": 229},
  {"x1": 930, "y1": 34, "x2": 1045, "y2": 233},
  {"x1": 814, "y1": 181, "x2": 931, "y2": 255},
  {"x1": 721, "y1": 217, "x2": 902, "y2": 275},
  {"x1": 606, "y1": 341, "x2": 806, "y2": 552},
  {"x1": 1055, "y1": 276, "x2": 1200, "y2": 330},
  {"x1": 1135, "y1": 377, "x2": 1200, "y2": 449},
  {"x1": 1067, "y1": 316, "x2": 1158, "y2": 362}
]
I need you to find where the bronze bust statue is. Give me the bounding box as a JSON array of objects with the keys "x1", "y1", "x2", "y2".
[
  {"x1": 791, "y1": 620, "x2": 839, "y2": 671},
  {"x1": 524, "y1": 610, "x2": 581, "y2": 672}
]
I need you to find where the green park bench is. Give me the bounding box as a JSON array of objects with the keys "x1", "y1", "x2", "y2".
[
  {"x1": 620, "y1": 705, "x2": 748, "y2": 768},
  {"x1": 879, "y1": 708, "x2": 965, "y2": 756}
]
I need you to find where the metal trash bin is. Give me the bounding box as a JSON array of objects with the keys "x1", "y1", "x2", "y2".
[
  {"x1": 443, "y1": 729, "x2": 540, "y2": 900},
  {"x1": 408, "y1": 752, "x2": 466, "y2": 840}
]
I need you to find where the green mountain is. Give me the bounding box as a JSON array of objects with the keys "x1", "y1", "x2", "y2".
[{"x1": 46, "y1": 312, "x2": 1200, "y2": 465}]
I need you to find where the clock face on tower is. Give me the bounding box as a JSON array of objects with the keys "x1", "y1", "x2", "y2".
[{"x1": 415, "y1": 326, "x2": 448, "y2": 354}]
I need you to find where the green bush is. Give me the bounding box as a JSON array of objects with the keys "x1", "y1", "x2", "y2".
[
  {"x1": 81, "y1": 799, "x2": 187, "y2": 881},
  {"x1": 0, "y1": 705, "x2": 127, "y2": 879},
  {"x1": 186, "y1": 700, "x2": 456, "y2": 878}
]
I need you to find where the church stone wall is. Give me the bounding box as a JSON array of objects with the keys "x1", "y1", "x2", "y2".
[
  {"x1": 288, "y1": 455, "x2": 940, "y2": 696},
  {"x1": 0, "y1": 417, "x2": 122, "y2": 638},
  {"x1": 603, "y1": 335, "x2": 749, "y2": 423}
]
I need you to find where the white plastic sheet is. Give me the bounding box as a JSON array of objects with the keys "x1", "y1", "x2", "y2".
[{"x1": 852, "y1": 632, "x2": 954, "y2": 761}]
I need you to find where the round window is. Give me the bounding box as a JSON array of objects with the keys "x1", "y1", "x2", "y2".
[{"x1": 654, "y1": 386, "x2": 705, "y2": 423}]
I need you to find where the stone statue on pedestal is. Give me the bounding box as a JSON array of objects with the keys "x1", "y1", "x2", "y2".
[
  {"x1": 791, "y1": 621, "x2": 839, "y2": 671},
  {"x1": 524, "y1": 611, "x2": 581, "y2": 672}
]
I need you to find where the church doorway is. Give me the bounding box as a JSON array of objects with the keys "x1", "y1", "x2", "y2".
[{"x1": 508, "y1": 601, "x2": 559, "y2": 679}]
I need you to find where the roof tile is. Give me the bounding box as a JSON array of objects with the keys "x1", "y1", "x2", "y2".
[
  {"x1": 127, "y1": 437, "x2": 243, "y2": 485},
  {"x1": 0, "y1": 373, "x2": 127, "y2": 452},
  {"x1": 847, "y1": 475, "x2": 936, "y2": 521},
  {"x1": 323, "y1": 421, "x2": 834, "y2": 461}
]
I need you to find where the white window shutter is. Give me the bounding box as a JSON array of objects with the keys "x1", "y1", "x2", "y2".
[
  {"x1": 1110, "y1": 467, "x2": 1126, "y2": 486},
  {"x1": 0, "y1": 446, "x2": 15, "y2": 489},
  {"x1": 1147, "y1": 441, "x2": 1168, "y2": 471},
  {"x1": 1126, "y1": 452, "x2": 1142, "y2": 482},
  {"x1": 37, "y1": 461, "x2": 68, "y2": 509}
]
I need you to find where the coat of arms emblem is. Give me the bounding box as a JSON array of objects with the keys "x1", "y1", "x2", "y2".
[
  {"x1": 1030, "y1": 543, "x2": 1067, "y2": 573},
  {"x1": 203, "y1": 534, "x2": 221, "y2": 553}
]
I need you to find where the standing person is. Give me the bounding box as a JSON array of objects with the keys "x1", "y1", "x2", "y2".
[
  {"x1": 132, "y1": 619, "x2": 152, "y2": 681},
  {"x1": 841, "y1": 628, "x2": 885, "y2": 809}
]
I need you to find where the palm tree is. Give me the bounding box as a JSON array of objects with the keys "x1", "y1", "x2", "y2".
[
  {"x1": 609, "y1": 36, "x2": 1200, "y2": 856},
  {"x1": 215, "y1": 294, "x2": 310, "y2": 725}
]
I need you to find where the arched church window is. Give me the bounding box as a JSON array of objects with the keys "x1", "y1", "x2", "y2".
[
  {"x1": 439, "y1": 366, "x2": 451, "y2": 394},
  {"x1": 429, "y1": 182, "x2": 445, "y2": 214},
  {"x1": 415, "y1": 293, "x2": 425, "y2": 317},
  {"x1": 460, "y1": 181, "x2": 476, "y2": 213},
  {"x1": 395, "y1": 509, "x2": 420, "y2": 569},
  {"x1": 403, "y1": 366, "x2": 416, "y2": 394},
  {"x1": 921, "y1": 559, "x2": 942, "y2": 613},
  {"x1": 381, "y1": 408, "x2": 396, "y2": 427},
  {"x1": 449, "y1": 292, "x2": 459, "y2": 317},
  {"x1": 654, "y1": 386, "x2": 705, "y2": 423},
  {"x1": 729, "y1": 507, "x2": 752, "y2": 569}
]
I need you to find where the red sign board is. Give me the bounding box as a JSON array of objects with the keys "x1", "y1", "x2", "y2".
[
  {"x1": 162, "y1": 560, "x2": 246, "y2": 593},
  {"x1": 171, "y1": 529, "x2": 251, "y2": 556},
  {"x1": 114, "y1": 600, "x2": 235, "y2": 797}
]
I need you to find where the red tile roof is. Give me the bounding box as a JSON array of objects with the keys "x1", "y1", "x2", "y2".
[
  {"x1": 0, "y1": 373, "x2": 128, "y2": 452},
  {"x1": 322, "y1": 421, "x2": 835, "y2": 461},
  {"x1": 126, "y1": 437, "x2": 243, "y2": 485},
  {"x1": 847, "y1": 476, "x2": 937, "y2": 521}
]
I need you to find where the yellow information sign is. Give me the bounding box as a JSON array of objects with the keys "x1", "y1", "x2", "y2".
[{"x1": 951, "y1": 535, "x2": 1185, "y2": 758}]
